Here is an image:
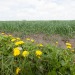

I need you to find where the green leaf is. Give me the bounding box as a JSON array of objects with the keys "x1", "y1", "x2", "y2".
[{"x1": 48, "y1": 70, "x2": 57, "y2": 75}]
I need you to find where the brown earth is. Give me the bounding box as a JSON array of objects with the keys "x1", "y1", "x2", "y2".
[{"x1": 24, "y1": 34, "x2": 75, "y2": 49}]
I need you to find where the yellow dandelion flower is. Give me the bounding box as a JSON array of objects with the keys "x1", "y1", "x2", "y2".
[
  {"x1": 15, "y1": 42, "x2": 20, "y2": 45},
  {"x1": 1, "y1": 33, "x2": 5, "y2": 34},
  {"x1": 71, "y1": 50, "x2": 74, "y2": 52},
  {"x1": 26, "y1": 38, "x2": 30, "y2": 41},
  {"x1": 35, "y1": 50, "x2": 42, "y2": 56},
  {"x1": 31, "y1": 39, "x2": 34, "y2": 43},
  {"x1": 39, "y1": 44, "x2": 43, "y2": 47},
  {"x1": 56, "y1": 42, "x2": 58, "y2": 44},
  {"x1": 11, "y1": 38, "x2": 16, "y2": 42},
  {"x1": 13, "y1": 47, "x2": 20, "y2": 56},
  {"x1": 16, "y1": 38, "x2": 20, "y2": 40},
  {"x1": 16, "y1": 67, "x2": 21, "y2": 74},
  {"x1": 66, "y1": 45, "x2": 71, "y2": 49},
  {"x1": 37, "y1": 43, "x2": 43, "y2": 47},
  {"x1": 66, "y1": 42, "x2": 72, "y2": 49},
  {"x1": 15, "y1": 41, "x2": 24, "y2": 45},
  {"x1": 66, "y1": 43, "x2": 71, "y2": 46},
  {"x1": 22, "y1": 51, "x2": 29, "y2": 57},
  {"x1": 9, "y1": 35, "x2": 12, "y2": 36}
]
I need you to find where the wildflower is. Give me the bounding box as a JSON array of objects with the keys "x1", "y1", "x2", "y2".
[
  {"x1": 67, "y1": 45, "x2": 71, "y2": 49},
  {"x1": 31, "y1": 39, "x2": 34, "y2": 43},
  {"x1": 37, "y1": 43, "x2": 43, "y2": 47},
  {"x1": 9, "y1": 35, "x2": 12, "y2": 36},
  {"x1": 15, "y1": 41, "x2": 24, "y2": 45},
  {"x1": 11, "y1": 38, "x2": 16, "y2": 42},
  {"x1": 56, "y1": 42, "x2": 58, "y2": 44},
  {"x1": 1, "y1": 33, "x2": 5, "y2": 34},
  {"x1": 66, "y1": 42, "x2": 72, "y2": 49},
  {"x1": 16, "y1": 38, "x2": 20, "y2": 40},
  {"x1": 13, "y1": 47, "x2": 20, "y2": 56},
  {"x1": 35, "y1": 50, "x2": 42, "y2": 56},
  {"x1": 66, "y1": 43, "x2": 72, "y2": 49},
  {"x1": 71, "y1": 50, "x2": 74, "y2": 52},
  {"x1": 22, "y1": 51, "x2": 29, "y2": 57},
  {"x1": 39, "y1": 44, "x2": 43, "y2": 47},
  {"x1": 16, "y1": 67, "x2": 21, "y2": 74},
  {"x1": 26, "y1": 38, "x2": 30, "y2": 41},
  {"x1": 66, "y1": 43, "x2": 71, "y2": 46}
]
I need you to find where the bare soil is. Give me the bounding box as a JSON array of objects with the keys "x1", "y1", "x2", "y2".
[{"x1": 24, "y1": 34, "x2": 75, "y2": 49}]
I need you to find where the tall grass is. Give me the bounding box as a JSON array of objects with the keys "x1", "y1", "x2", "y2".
[{"x1": 0, "y1": 20, "x2": 75, "y2": 37}]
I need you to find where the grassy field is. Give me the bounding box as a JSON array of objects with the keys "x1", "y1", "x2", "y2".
[
  {"x1": 0, "y1": 20, "x2": 75, "y2": 37},
  {"x1": 0, "y1": 20, "x2": 75, "y2": 75}
]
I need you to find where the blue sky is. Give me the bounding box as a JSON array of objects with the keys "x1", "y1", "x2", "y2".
[{"x1": 0, "y1": 0, "x2": 75, "y2": 20}]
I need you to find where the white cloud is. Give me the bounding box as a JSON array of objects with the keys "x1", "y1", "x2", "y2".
[{"x1": 0, "y1": 0, "x2": 75, "y2": 20}]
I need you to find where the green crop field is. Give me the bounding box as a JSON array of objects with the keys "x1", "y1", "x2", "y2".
[{"x1": 0, "y1": 20, "x2": 75, "y2": 37}]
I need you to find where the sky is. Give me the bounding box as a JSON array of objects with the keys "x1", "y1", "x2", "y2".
[{"x1": 0, "y1": 0, "x2": 75, "y2": 20}]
